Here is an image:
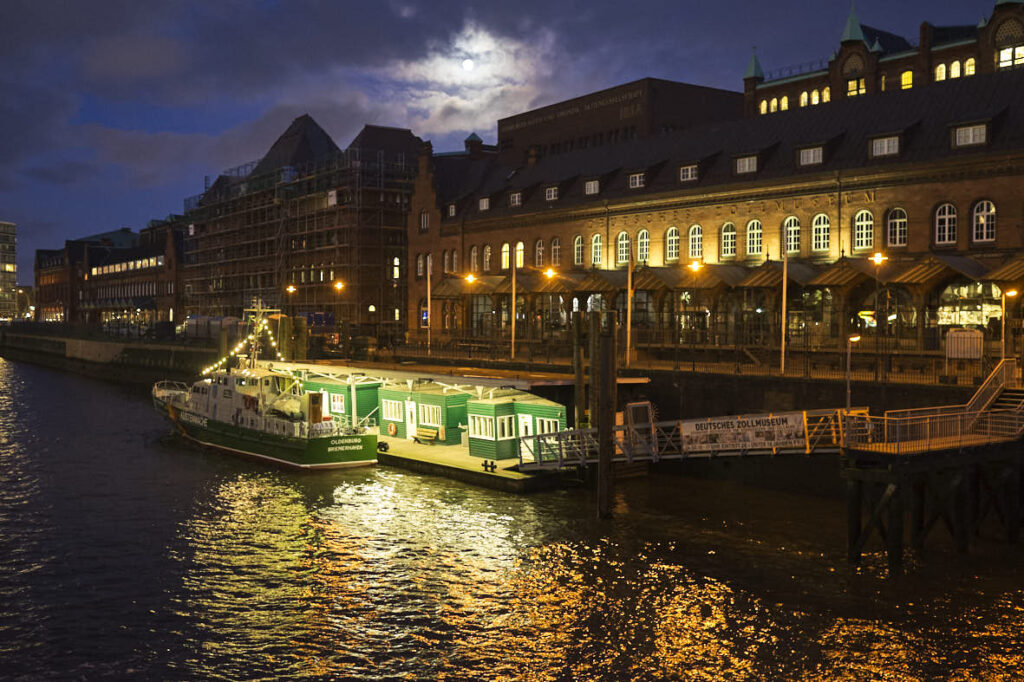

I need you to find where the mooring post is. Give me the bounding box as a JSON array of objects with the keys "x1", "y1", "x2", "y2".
[
  {"x1": 589, "y1": 312, "x2": 601, "y2": 433},
  {"x1": 573, "y1": 310, "x2": 586, "y2": 429},
  {"x1": 846, "y1": 475, "x2": 863, "y2": 564},
  {"x1": 598, "y1": 311, "x2": 617, "y2": 519}
]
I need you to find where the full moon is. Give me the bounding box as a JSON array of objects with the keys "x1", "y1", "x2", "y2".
[{"x1": 461, "y1": 58, "x2": 474, "y2": 71}]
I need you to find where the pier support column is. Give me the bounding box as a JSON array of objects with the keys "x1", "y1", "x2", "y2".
[
  {"x1": 886, "y1": 481, "x2": 904, "y2": 576},
  {"x1": 597, "y1": 311, "x2": 617, "y2": 520},
  {"x1": 573, "y1": 310, "x2": 586, "y2": 429}
]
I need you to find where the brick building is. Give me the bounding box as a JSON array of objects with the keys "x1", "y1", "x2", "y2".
[
  {"x1": 408, "y1": 0, "x2": 1024, "y2": 361},
  {"x1": 180, "y1": 115, "x2": 420, "y2": 344}
]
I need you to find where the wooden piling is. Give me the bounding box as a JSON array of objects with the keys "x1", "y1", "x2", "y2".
[
  {"x1": 597, "y1": 311, "x2": 617, "y2": 520},
  {"x1": 573, "y1": 310, "x2": 586, "y2": 429}
]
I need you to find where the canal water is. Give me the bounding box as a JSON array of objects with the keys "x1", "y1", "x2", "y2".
[{"x1": 2, "y1": 357, "x2": 1024, "y2": 680}]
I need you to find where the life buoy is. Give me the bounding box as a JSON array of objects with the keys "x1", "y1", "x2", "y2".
[{"x1": 387, "y1": 422, "x2": 397, "y2": 436}]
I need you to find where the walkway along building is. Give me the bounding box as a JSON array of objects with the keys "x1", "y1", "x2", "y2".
[
  {"x1": 180, "y1": 116, "x2": 420, "y2": 345},
  {"x1": 407, "y1": 1, "x2": 1024, "y2": 364}
]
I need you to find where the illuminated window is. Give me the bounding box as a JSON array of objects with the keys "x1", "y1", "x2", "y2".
[
  {"x1": 551, "y1": 238, "x2": 561, "y2": 265},
  {"x1": 591, "y1": 234, "x2": 603, "y2": 266},
  {"x1": 419, "y1": 404, "x2": 442, "y2": 426},
  {"x1": 901, "y1": 70, "x2": 913, "y2": 89},
  {"x1": 416, "y1": 254, "x2": 424, "y2": 277},
  {"x1": 871, "y1": 135, "x2": 900, "y2": 157},
  {"x1": 735, "y1": 155, "x2": 757, "y2": 174},
  {"x1": 496, "y1": 415, "x2": 515, "y2": 440},
  {"x1": 784, "y1": 216, "x2": 801, "y2": 253},
  {"x1": 954, "y1": 123, "x2": 987, "y2": 148},
  {"x1": 382, "y1": 400, "x2": 402, "y2": 422},
  {"x1": 448, "y1": 204, "x2": 456, "y2": 217},
  {"x1": 483, "y1": 245, "x2": 492, "y2": 271},
  {"x1": 574, "y1": 235, "x2": 584, "y2": 265},
  {"x1": 935, "y1": 63, "x2": 946, "y2": 81},
  {"x1": 799, "y1": 91, "x2": 809, "y2": 107},
  {"x1": 628, "y1": 172, "x2": 645, "y2": 189},
  {"x1": 637, "y1": 229, "x2": 649, "y2": 263},
  {"x1": 746, "y1": 220, "x2": 763, "y2": 256},
  {"x1": 799, "y1": 146, "x2": 823, "y2": 166},
  {"x1": 509, "y1": 192, "x2": 522, "y2": 207},
  {"x1": 770, "y1": 97, "x2": 778, "y2": 113},
  {"x1": 419, "y1": 210, "x2": 429, "y2": 231},
  {"x1": 501, "y1": 243, "x2": 510, "y2": 269},
  {"x1": 780, "y1": 96, "x2": 789, "y2": 111},
  {"x1": 470, "y1": 246, "x2": 479, "y2": 272},
  {"x1": 998, "y1": 46, "x2": 1024, "y2": 69},
  {"x1": 478, "y1": 197, "x2": 489, "y2": 211},
  {"x1": 812, "y1": 214, "x2": 830, "y2": 251},
  {"x1": 853, "y1": 210, "x2": 874, "y2": 250},
  {"x1": 847, "y1": 78, "x2": 865, "y2": 96},
  {"x1": 950, "y1": 60, "x2": 961, "y2": 78},
  {"x1": 665, "y1": 227, "x2": 679, "y2": 262},
  {"x1": 616, "y1": 232, "x2": 631, "y2": 264},
  {"x1": 584, "y1": 180, "x2": 599, "y2": 195},
  {"x1": 811, "y1": 89, "x2": 820, "y2": 105},
  {"x1": 881, "y1": 74, "x2": 887, "y2": 91},
  {"x1": 760, "y1": 100, "x2": 768, "y2": 115},
  {"x1": 443, "y1": 251, "x2": 450, "y2": 273},
  {"x1": 965, "y1": 57, "x2": 976, "y2": 75},
  {"x1": 887, "y1": 208, "x2": 908, "y2": 247},
  {"x1": 515, "y1": 241, "x2": 524, "y2": 268},
  {"x1": 535, "y1": 239, "x2": 544, "y2": 267},
  {"x1": 822, "y1": 87, "x2": 831, "y2": 102},
  {"x1": 688, "y1": 225, "x2": 703, "y2": 259},
  {"x1": 973, "y1": 200, "x2": 996, "y2": 242},
  {"x1": 935, "y1": 203, "x2": 957, "y2": 245},
  {"x1": 468, "y1": 415, "x2": 494, "y2": 439},
  {"x1": 720, "y1": 223, "x2": 736, "y2": 258},
  {"x1": 679, "y1": 164, "x2": 698, "y2": 182},
  {"x1": 545, "y1": 186, "x2": 558, "y2": 201}
]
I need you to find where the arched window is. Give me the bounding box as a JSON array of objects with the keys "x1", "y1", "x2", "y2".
[
  {"x1": 416, "y1": 254, "x2": 424, "y2": 277},
  {"x1": 800, "y1": 91, "x2": 809, "y2": 107},
  {"x1": 637, "y1": 229, "x2": 649, "y2": 263},
  {"x1": 574, "y1": 235, "x2": 584, "y2": 265},
  {"x1": 720, "y1": 222, "x2": 736, "y2": 258},
  {"x1": 973, "y1": 200, "x2": 996, "y2": 242},
  {"x1": 452, "y1": 249, "x2": 458, "y2": 272},
  {"x1": 935, "y1": 203, "x2": 957, "y2": 245},
  {"x1": 901, "y1": 70, "x2": 913, "y2": 89},
  {"x1": 616, "y1": 231, "x2": 631, "y2": 264},
  {"x1": 688, "y1": 224, "x2": 703, "y2": 259},
  {"x1": 887, "y1": 209, "x2": 908, "y2": 247},
  {"x1": 665, "y1": 227, "x2": 680, "y2": 262},
  {"x1": 483, "y1": 245, "x2": 492, "y2": 272},
  {"x1": 746, "y1": 220, "x2": 763, "y2": 256},
  {"x1": 501, "y1": 243, "x2": 510, "y2": 269},
  {"x1": 780, "y1": 96, "x2": 789, "y2": 111},
  {"x1": 784, "y1": 216, "x2": 801, "y2": 253},
  {"x1": 935, "y1": 63, "x2": 946, "y2": 81},
  {"x1": 965, "y1": 58, "x2": 976, "y2": 76},
  {"x1": 769, "y1": 97, "x2": 778, "y2": 113},
  {"x1": 759, "y1": 100, "x2": 768, "y2": 115},
  {"x1": 419, "y1": 210, "x2": 429, "y2": 232},
  {"x1": 470, "y1": 246, "x2": 479, "y2": 272},
  {"x1": 812, "y1": 214, "x2": 830, "y2": 251},
  {"x1": 443, "y1": 251, "x2": 450, "y2": 273},
  {"x1": 393, "y1": 256, "x2": 400, "y2": 280},
  {"x1": 822, "y1": 87, "x2": 831, "y2": 102},
  {"x1": 426, "y1": 253, "x2": 433, "y2": 277},
  {"x1": 535, "y1": 239, "x2": 545, "y2": 267},
  {"x1": 515, "y1": 241, "x2": 525, "y2": 268},
  {"x1": 853, "y1": 210, "x2": 874, "y2": 250},
  {"x1": 811, "y1": 89, "x2": 820, "y2": 105},
  {"x1": 591, "y1": 234, "x2": 603, "y2": 266},
  {"x1": 551, "y1": 238, "x2": 561, "y2": 265},
  {"x1": 950, "y1": 60, "x2": 961, "y2": 78}
]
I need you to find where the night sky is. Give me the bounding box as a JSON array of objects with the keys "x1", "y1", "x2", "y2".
[{"x1": 1, "y1": 0, "x2": 995, "y2": 283}]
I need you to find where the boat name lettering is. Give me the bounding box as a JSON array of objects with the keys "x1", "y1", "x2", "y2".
[
  {"x1": 328, "y1": 437, "x2": 365, "y2": 453},
  {"x1": 181, "y1": 412, "x2": 208, "y2": 428}
]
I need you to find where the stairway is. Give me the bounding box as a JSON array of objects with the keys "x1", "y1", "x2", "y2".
[{"x1": 990, "y1": 387, "x2": 1024, "y2": 411}]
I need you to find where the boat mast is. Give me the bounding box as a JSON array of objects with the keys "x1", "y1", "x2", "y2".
[{"x1": 243, "y1": 297, "x2": 282, "y2": 370}]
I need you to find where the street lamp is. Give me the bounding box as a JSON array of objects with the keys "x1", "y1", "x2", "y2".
[
  {"x1": 846, "y1": 334, "x2": 861, "y2": 410},
  {"x1": 871, "y1": 252, "x2": 887, "y2": 353},
  {"x1": 1002, "y1": 288, "x2": 1018, "y2": 360}
]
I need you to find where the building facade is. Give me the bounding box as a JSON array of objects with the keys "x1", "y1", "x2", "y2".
[
  {"x1": 408, "y1": 1, "x2": 1024, "y2": 361},
  {"x1": 180, "y1": 116, "x2": 420, "y2": 345},
  {"x1": 0, "y1": 221, "x2": 15, "y2": 321}
]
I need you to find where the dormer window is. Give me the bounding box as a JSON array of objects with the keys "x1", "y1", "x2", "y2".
[
  {"x1": 735, "y1": 155, "x2": 758, "y2": 174},
  {"x1": 628, "y1": 172, "x2": 645, "y2": 189},
  {"x1": 478, "y1": 197, "x2": 490, "y2": 211},
  {"x1": 584, "y1": 180, "x2": 599, "y2": 195},
  {"x1": 679, "y1": 164, "x2": 698, "y2": 182},
  {"x1": 545, "y1": 186, "x2": 559, "y2": 201},
  {"x1": 447, "y1": 204, "x2": 456, "y2": 217},
  {"x1": 509, "y1": 192, "x2": 522, "y2": 207},
  {"x1": 871, "y1": 135, "x2": 900, "y2": 158},
  {"x1": 799, "y1": 146, "x2": 823, "y2": 167},
  {"x1": 953, "y1": 123, "x2": 987, "y2": 148}
]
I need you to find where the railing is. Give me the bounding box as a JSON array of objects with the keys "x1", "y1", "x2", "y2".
[
  {"x1": 966, "y1": 358, "x2": 1018, "y2": 413},
  {"x1": 841, "y1": 408, "x2": 1024, "y2": 456}
]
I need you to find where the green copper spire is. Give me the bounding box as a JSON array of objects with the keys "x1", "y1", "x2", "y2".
[
  {"x1": 745, "y1": 49, "x2": 764, "y2": 80},
  {"x1": 841, "y1": 3, "x2": 866, "y2": 44}
]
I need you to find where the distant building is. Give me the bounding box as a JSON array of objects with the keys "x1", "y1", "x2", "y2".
[
  {"x1": 0, "y1": 221, "x2": 15, "y2": 321},
  {"x1": 180, "y1": 116, "x2": 420, "y2": 344}
]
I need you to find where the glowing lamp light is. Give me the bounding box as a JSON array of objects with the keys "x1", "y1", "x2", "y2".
[
  {"x1": 1008, "y1": 289, "x2": 1019, "y2": 298},
  {"x1": 544, "y1": 267, "x2": 556, "y2": 279},
  {"x1": 871, "y1": 252, "x2": 887, "y2": 266},
  {"x1": 465, "y1": 274, "x2": 476, "y2": 283},
  {"x1": 848, "y1": 334, "x2": 862, "y2": 343},
  {"x1": 286, "y1": 285, "x2": 297, "y2": 294},
  {"x1": 333, "y1": 281, "x2": 345, "y2": 291},
  {"x1": 688, "y1": 261, "x2": 703, "y2": 272}
]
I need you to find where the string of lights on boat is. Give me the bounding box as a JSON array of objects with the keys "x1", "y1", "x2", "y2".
[{"x1": 200, "y1": 317, "x2": 285, "y2": 376}]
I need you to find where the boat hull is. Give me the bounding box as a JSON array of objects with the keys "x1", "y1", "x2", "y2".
[{"x1": 165, "y1": 405, "x2": 377, "y2": 470}]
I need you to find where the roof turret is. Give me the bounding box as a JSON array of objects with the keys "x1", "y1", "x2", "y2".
[
  {"x1": 744, "y1": 50, "x2": 764, "y2": 80},
  {"x1": 841, "y1": 3, "x2": 866, "y2": 44}
]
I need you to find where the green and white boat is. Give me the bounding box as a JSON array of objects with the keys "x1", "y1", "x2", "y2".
[{"x1": 152, "y1": 303, "x2": 377, "y2": 469}]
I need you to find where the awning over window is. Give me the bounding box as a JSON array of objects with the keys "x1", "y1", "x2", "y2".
[
  {"x1": 807, "y1": 257, "x2": 898, "y2": 288},
  {"x1": 432, "y1": 275, "x2": 504, "y2": 298},
  {"x1": 888, "y1": 254, "x2": 987, "y2": 286},
  {"x1": 737, "y1": 259, "x2": 819, "y2": 288},
  {"x1": 984, "y1": 254, "x2": 1024, "y2": 284}
]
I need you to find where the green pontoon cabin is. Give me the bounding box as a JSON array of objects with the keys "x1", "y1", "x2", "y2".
[
  {"x1": 377, "y1": 381, "x2": 470, "y2": 444},
  {"x1": 294, "y1": 373, "x2": 381, "y2": 428},
  {"x1": 466, "y1": 390, "x2": 567, "y2": 460}
]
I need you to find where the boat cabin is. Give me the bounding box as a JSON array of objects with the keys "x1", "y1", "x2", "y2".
[{"x1": 466, "y1": 390, "x2": 566, "y2": 460}]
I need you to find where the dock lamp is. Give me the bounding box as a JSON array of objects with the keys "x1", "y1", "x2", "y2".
[
  {"x1": 465, "y1": 273, "x2": 476, "y2": 284},
  {"x1": 846, "y1": 334, "x2": 862, "y2": 410},
  {"x1": 1002, "y1": 289, "x2": 1018, "y2": 360}
]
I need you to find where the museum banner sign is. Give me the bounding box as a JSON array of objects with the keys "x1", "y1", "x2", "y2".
[{"x1": 679, "y1": 411, "x2": 805, "y2": 452}]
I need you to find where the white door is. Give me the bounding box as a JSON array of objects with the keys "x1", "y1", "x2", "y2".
[
  {"x1": 405, "y1": 400, "x2": 417, "y2": 439},
  {"x1": 518, "y1": 413, "x2": 534, "y2": 459}
]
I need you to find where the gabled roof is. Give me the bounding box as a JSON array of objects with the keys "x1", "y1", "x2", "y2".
[
  {"x1": 347, "y1": 124, "x2": 422, "y2": 163},
  {"x1": 250, "y1": 114, "x2": 340, "y2": 177},
  {"x1": 860, "y1": 25, "x2": 913, "y2": 54}
]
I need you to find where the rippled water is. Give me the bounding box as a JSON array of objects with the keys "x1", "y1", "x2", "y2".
[{"x1": 2, "y1": 357, "x2": 1024, "y2": 679}]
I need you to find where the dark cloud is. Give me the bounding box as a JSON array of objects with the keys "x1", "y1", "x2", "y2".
[{"x1": 24, "y1": 161, "x2": 100, "y2": 186}]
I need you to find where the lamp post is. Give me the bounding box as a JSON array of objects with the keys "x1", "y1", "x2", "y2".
[
  {"x1": 543, "y1": 267, "x2": 556, "y2": 343},
  {"x1": 333, "y1": 280, "x2": 344, "y2": 347},
  {"x1": 285, "y1": 284, "x2": 297, "y2": 316},
  {"x1": 846, "y1": 334, "x2": 861, "y2": 409},
  {"x1": 871, "y1": 251, "x2": 887, "y2": 353},
  {"x1": 510, "y1": 256, "x2": 516, "y2": 361},
  {"x1": 688, "y1": 261, "x2": 702, "y2": 370},
  {"x1": 1002, "y1": 288, "x2": 1018, "y2": 360},
  {"x1": 426, "y1": 256, "x2": 432, "y2": 356}
]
